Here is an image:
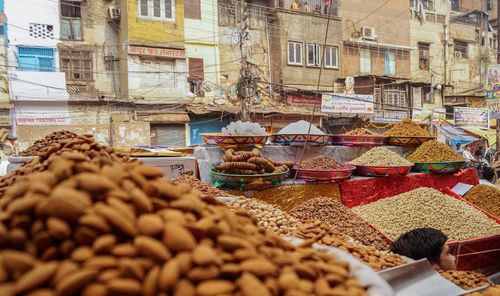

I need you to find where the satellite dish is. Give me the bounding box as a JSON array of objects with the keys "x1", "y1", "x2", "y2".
[{"x1": 0, "y1": 12, "x2": 7, "y2": 27}]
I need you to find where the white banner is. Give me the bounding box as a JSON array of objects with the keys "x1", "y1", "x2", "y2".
[
  {"x1": 16, "y1": 115, "x2": 70, "y2": 125},
  {"x1": 321, "y1": 94, "x2": 374, "y2": 114}
]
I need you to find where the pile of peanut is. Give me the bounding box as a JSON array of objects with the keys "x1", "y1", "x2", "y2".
[
  {"x1": 406, "y1": 140, "x2": 464, "y2": 163},
  {"x1": 290, "y1": 197, "x2": 389, "y2": 250},
  {"x1": 0, "y1": 134, "x2": 368, "y2": 295},
  {"x1": 226, "y1": 198, "x2": 302, "y2": 236},
  {"x1": 18, "y1": 130, "x2": 79, "y2": 156},
  {"x1": 344, "y1": 128, "x2": 378, "y2": 136},
  {"x1": 353, "y1": 187, "x2": 500, "y2": 241},
  {"x1": 439, "y1": 270, "x2": 492, "y2": 290},
  {"x1": 171, "y1": 175, "x2": 228, "y2": 197},
  {"x1": 383, "y1": 118, "x2": 432, "y2": 137},
  {"x1": 294, "y1": 221, "x2": 406, "y2": 271},
  {"x1": 350, "y1": 147, "x2": 413, "y2": 167},
  {"x1": 216, "y1": 148, "x2": 293, "y2": 175},
  {"x1": 465, "y1": 285, "x2": 500, "y2": 296},
  {"x1": 299, "y1": 156, "x2": 346, "y2": 170},
  {"x1": 463, "y1": 184, "x2": 500, "y2": 218}
]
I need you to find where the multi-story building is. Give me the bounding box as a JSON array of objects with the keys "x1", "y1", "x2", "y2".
[
  {"x1": 340, "y1": 0, "x2": 412, "y2": 123},
  {"x1": 0, "y1": 0, "x2": 11, "y2": 133}
]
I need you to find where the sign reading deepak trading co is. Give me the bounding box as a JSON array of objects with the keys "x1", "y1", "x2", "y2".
[{"x1": 128, "y1": 46, "x2": 186, "y2": 58}]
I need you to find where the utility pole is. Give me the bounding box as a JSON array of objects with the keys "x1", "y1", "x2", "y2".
[
  {"x1": 497, "y1": 0, "x2": 500, "y2": 153},
  {"x1": 236, "y1": 0, "x2": 250, "y2": 121}
]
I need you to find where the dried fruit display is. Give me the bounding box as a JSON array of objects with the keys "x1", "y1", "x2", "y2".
[
  {"x1": 463, "y1": 184, "x2": 500, "y2": 218},
  {"x1": 18, "y1": 130, "x2": 79, "y2": 156},
  {"x1": 299, "y1": 156, "x2": 347, "y2": 170},
  {"x1": 350, "y1": 147, "x2": 413, "y2": 167},
  {"x1": 438, "y1": 270, "x2": 492, "y2": 290},
  {"x1": 353, "y1": 188, "x2": 500, "y2": 241},
  {"x1": 290, "y1": 197, "x2": 389, "y2": 250},
  {"x1": 171, "y1": 175, "x2": 228, "y2": 197},
  {"x1": 0, "y1": 134, "x2": 369, "y2": 295},
  {"x1": 465, "y1": 285, "x2": 500, "y2": 296},
  {"x1": 216, "y1": 148, "x2": 293, "y2": 175},
  {"x1": 344, "y1": 128, "x2": 378, "y2": 136},
  {"x1": 406, "y1": 140, "x2": 464, "y2": 162},
  {"x1": 226, "y1": 198, "x2": 302, "y2": 236},
  {"x1": 383, "y1": 118, "x2": 432, "y2": 137},
  {"x1": 294, "y1": 221, "x2": 406, "y2": 271}
]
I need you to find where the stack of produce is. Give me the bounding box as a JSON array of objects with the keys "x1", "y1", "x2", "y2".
[
  {"x1": 299, "y1": 156, "x2": 347, "y2": 170},
  {"x1": 438, "y1": 270, "x2": 492, "y2": 290},
  {"x1": 294, "y1": 220, "x2": 406, "y2": 271},
  {"x1": 226, "y1": 198, "x2": 302, "y2": 236},
  {"x1": 171, "y1": 174, "x2": 228, "y2": 197},
  {"x1": 406, "y1": 140, "x2": 464, "y2": 162},
  {"x1": 465, "y1": 285, "x2": 500, "y2": 296},
  {"x1": 290, "y1": 197, "x2": 389, "y2": 250},
  {"x1": 383, "y1": 118, "x2": 432, "y2": 137},
  {"x1": 350, "y1": 147, "x2": 413, "y2": 167},
  {"x1": 344, "y1": 128, "x2": 378, "y2": 136},
  {"x1": 221, "y1": 120, "x2": 268, "y2": 136},
  {"x1": 0, "y1": 134, "x2": 369, "y2": 295},
  {"x1": 353, "y1": 188, "x2": 500, "y2": 241},
  {"x1": 216, "y1": 148, "x2": 294, "y2": 175},
  {"x1": 18, "y1": 130, "x2": 79, "y2": 156},
  {"x1": 278, "y1": 120, "x2": 325, "y2": 135},
  {"x1": 463, "y1": 184, "x2": 500, "y2": 217}
]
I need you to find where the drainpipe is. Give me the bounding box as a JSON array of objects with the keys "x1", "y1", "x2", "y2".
[
  {"x1": 265, "y1": 15, "x2": 273, "y2": 97},
  {"x1": 443, "y1": 24, "x2": 448, "y2": 108}
]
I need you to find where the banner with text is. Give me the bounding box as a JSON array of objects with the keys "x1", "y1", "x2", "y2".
[
  {"x1": 321, "y1": 94, "x2": 374, "y2": 114},
  {"x1": 370, "y1": 110, "x2": 409, "y2": 123},
  {"x1": 487, "y1": 99, "x2": 500, "y2": 120},
  {"x1": 454, "y1": 107, "x2": 489, "y2": 129},
  {"x1": 486, "y1": 65, "x2": 500, "y2": 99},
  {"x1": 413, "y1": 104, "x2": 446, "y2": 123}
]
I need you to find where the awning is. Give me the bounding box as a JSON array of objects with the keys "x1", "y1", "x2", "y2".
[
  {"x1": 137, "y1": 113, "x2": 189, "y2": 123},
  {"x1": 462, "y1": 127, "x2": 497, "y2": 147},
  {"x1": 433, "y1": 123, "x2": 478, "y2": 146}
]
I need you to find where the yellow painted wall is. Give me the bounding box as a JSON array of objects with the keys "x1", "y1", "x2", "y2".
[{"x1": 127, "y1": 0, "x2": 185, "y2": 49}]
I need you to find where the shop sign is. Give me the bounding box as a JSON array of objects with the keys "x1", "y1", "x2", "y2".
[
  {"x1": 128, "y1": 46, "x2": 186, "y2": 58},
  {"x1": 467, "y1": 98, "x2": 487, "y2": 108},
  {"x1": 486, "y1": 65, "x2": 500, "y2": 99},
  {"x1": 321, "y1": 94, "x2": 374, "y2": 114},
  {"x1": 454, "y1": 107, "x2": 489, "y2": 129},
  {"x1": 16, "y1": 115, "x2": 70, "y2": 125},
  {"x1": 487, "y1": 99, "x2": 500, "y2": 120},
  {"x1": 413, "y1": 104, "x2": 446, "y2": 123},
  {"x1": 286, "y1": 94, "x2": 321, "y2": 110},
  {"x1": 370, "y1": 110, "x2": 409, "y2": 123},
  {"x1": 0, "y1": 109, "x2": 10, "y2": 126}
]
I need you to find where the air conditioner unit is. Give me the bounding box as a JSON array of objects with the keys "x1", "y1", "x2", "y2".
[
  {"x1": 361, "y1": 26, "x2": 377, "y2": 40},
  {"x1": 108, "y1": 7, "x2": 121, "y2": 20}
]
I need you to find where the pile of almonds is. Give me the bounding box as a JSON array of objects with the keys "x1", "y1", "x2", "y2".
[
  {"x1": 0, "y1": 134, "x2": 369, "y2": 295},
  {"x1": 465, "y1": 285, "x2": 500, "y2": 296},
  {"x1": 226, "y1": 198, "x2": 302, "y2": 236},
  {"x1": 290, "y1": 197, "x2": 389, "y2": 250},
  {"x1": 171, "y1": 175, "x2": 228, "y2": 197},
  {"x1": 294, "y1": 220, "x2": 406, "y2": 271},
  {"x1": 438, "y1": 270, "x2": 492, "y2": 290},
  {"x1": 18, "y1": 130, "x2": 79, "y2": 156}
]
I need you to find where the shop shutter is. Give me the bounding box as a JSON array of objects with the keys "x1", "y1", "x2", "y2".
[
  {"x1": 185, "y1": 0, "x2": 201, "y2": 19},
  {"x1": 189, "y1": 58, "x2": 204, "y2": 80}
]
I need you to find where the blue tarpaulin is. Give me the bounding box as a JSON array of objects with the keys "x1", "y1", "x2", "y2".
[{"x1": 433, "y1": 123, "x2": 478, "y2": 147}]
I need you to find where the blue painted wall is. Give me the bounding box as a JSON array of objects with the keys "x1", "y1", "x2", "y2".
[{"x1": 189, "y1": 115, "x2": 233, "y2": 145}]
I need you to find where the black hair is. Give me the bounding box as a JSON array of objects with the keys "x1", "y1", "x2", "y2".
[
  {"x1": 390, "y1": 228, "x2": 447, "y2": 264},
  {"x1": 482, "y1": 167, "x2": 496, "y2": 183}
]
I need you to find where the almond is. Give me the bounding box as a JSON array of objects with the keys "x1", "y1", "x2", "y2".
[
  {"x1": 92, "y1": 234, "x2": 117, "y2": 253},
  {"x1": 1, "y1": 250, "x2": 38, "y2": 272},
  {"x1": 70, "y1": 246, "x2": 94, "y2": 262},
  {"x1": 131, "y1": 188, "x2": 153, "y2": 213},
  {"x1": 51, "y1": 260, "x2": 79, "y2": 286},
  {"x1": 106, "y1": 197, "x2": 136, "y2": 220},
  {"x1": 240, "y1": 258, "x2": 278, "y2": 277},
  {"x1": 75, "y1": 173, "x2": 116, "y2": 192},
  {"x1": 163, "y1": 223, "x2": 196, "y2": 251},
  {"x1": 81, "y1": 283, "x2": 107, "y2": 296},
  {"x1": 111, "y1": 243, "x2": 137, "y2": 257},
  {"x1": 134, "y1": 236, "x2": 171, "y2": 261},
  {"x1": 133, "y1": 166, "x2": 164, "y2": 179},
  {"x1": 55, "y1": 268, "x2": 98, "y2": 296},
  {"x1": 78, "y1": 214, "x2": 112, "y2": 233},
  {"x1": 97, "y1": 269, "x2": 122, "y2": 283},
  {"x1": 118, "y1": 258, "x2": 144, "y2": 280},
  {"x1": 25, "y1": 288, "x2": 55, "y2": 296},
  {"x1": 174, "y1": 279, "x2": 195, "y2": 296},
  {"x1": 46, "y1": 217, "x2": 71, "y2": 240},
  {"x1": 237, "y1": 272, "x2": 272, "y2": 296},
  {"x1": 107, "y1": 278, "x2": 141, "y2": 295},
  {"x1": 158, "y1": 258, "x2": 179, "y2": 292},
  {"x1": 94, "y1": 204, "x2": 137, "y2": 237},
  {"x1": 192, "y1": 244, "x2": 218, "y2": 266},
  {"x1": 84, "y1": 256, "x2": 118, "y2": 269},
  {"x1": 196, "y1": 280, "x2": 235, "y2": 295},
  {"x1": 6, "y1": 195, "x2": 43, "y2": 215},
  {"x1": 137, "y1": 214, "x2": 163, "y2": 236},
  {"x1": 142, "y1": 265, "x2": 160, "y2": 296},
  {"x1": 13, "y1": 262, "x2": 58, "y2": 294}
]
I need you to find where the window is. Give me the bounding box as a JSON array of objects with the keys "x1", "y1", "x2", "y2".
[
  {"x1": 29, "y1": 23, "x2": 54, "y2": 39},
  {"x1": 411, "y1": 0, "x2": 434, "y2": 11},
  {"x1": 360, "y1": 48, "x2": 371, "y2": 73},
  {"x1": 60, "y1": 1, "x2": 82, "y2": 40},
  {"x1": 436, "y1": 14, "x2": 446, "y2": 24},
  {"x1": 184, "y1": 0, "x2": 200, "y2": 19},
  {"x1": 487, "y1": 0, "x2": 492, "y2": 10},
  {"x1": 218, "y1": 3, "x2": 235, "y2": 26},
  {"x1": 288, "y1": 41, "x2": 302, "y2": 66},
  {"x1": 104, "y1": 56, "x2": 114, "y2": 71},
  {"x1": 306, "y1": 43, "x2": 320, "y2": 67},
  {"x1": 418, "y1": 43, "x2": 429, "y2": 71},
  {"x1": 189, "y1": 58, "x2": 204, "y2": 97},
  {"x1": 138, "y1": 0, "x2": 175, "y2": 21},
  {"x1": 451, "y1": 0, "x2": 459, "y2": 11},
  {"x1": 385, "y1": 51, "x2": 395, "y2": 75},
  {"x1": 425, "y1": 13, "x2": 435, "y2": 23},
  {"x1": 454, "y1": 40, "x2": 468, "y2": 59},
  {"x1": 324, "y1": 46, "x2": 338, "y2": 68},
  {"x1": 60, "y1": 49, "x2": 93, "y2": 81},
  {"x1": 139, "y1": 58, "x2": 176, "y2": 90},
  {"x1": 17, "y1": 47, "x2": 55, "y2": 72},
  {"x1": 249, "y1": 6, "x2": 264, "y2": 29}
]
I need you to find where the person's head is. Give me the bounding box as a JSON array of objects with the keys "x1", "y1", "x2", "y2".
[
  {"x1": 456, "y1": 143, "x2": 461, "y2": 150},
  {"x1": 390, "y1": 228, "x2": 456, "y2": 270}
]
